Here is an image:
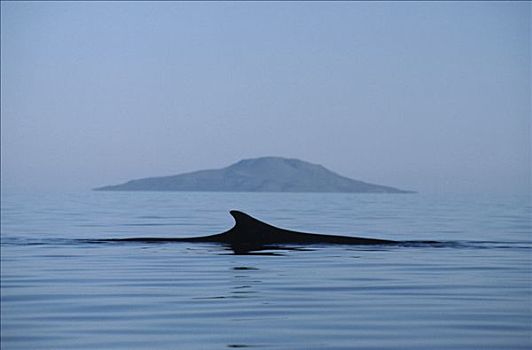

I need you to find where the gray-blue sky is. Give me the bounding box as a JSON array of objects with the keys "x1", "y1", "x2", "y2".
[{"x1": 1, "y1": 1, "x2": 530, "y2": 194}]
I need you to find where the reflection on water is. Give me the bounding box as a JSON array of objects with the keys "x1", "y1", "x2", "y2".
[{"x1": 1, "y1": 192, "x2": 531, "y2": 349}]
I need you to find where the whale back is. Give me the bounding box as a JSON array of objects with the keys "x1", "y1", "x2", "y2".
[{"x1": 226, "y1": 210, "x2": 396, "y2": 245}]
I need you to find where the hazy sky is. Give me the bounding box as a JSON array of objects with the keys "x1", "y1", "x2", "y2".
[{"x1": 1, "y1": 1, "x2": 530, "y2": 194}]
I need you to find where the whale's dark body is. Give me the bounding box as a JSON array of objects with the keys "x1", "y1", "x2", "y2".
[{"x1": 92, "y1": 211, "x2": 440, "y2": 254}]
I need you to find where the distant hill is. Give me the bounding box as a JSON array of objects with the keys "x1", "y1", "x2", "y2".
[{"x1": 94, "y1": 157, "x2": 414, "y2": 193}]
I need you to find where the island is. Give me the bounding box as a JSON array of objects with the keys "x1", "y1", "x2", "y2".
[{"x1": 94, "y1": 157, "x2": 414, "y2": 193}]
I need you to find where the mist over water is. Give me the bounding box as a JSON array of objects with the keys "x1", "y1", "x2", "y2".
[
  {"x1": 1, "y1": 191, "x2": 530, "y2": 349},
  {"x1": 1, "y1": 1, "x2": 530, "y2": 194}
]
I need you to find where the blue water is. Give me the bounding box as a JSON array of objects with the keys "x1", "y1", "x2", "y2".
[{"x1": 1, "y1": 191, "x2": 531, "y2": 349}]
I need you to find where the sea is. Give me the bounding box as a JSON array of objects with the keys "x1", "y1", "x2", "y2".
[{"x1": 1, "y1": 191, "x2": 531, "y2": 350}]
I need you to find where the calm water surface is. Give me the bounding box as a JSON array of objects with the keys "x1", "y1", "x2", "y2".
[{"x1": 1, "y1": 192, "x2": 531, "y2": 349}]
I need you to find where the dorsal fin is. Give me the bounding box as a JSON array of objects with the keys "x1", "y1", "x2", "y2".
[
  {"x1": 228, "y1": 210, "x2": 281, "y2": 244},
  {"x1": 229, "y1": 210, "x2": 274, "y2": 230}
]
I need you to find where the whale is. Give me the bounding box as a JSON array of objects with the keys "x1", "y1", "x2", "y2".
[{"x1": 87, "y1": 210, "x2": 441, "y2": 254}]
